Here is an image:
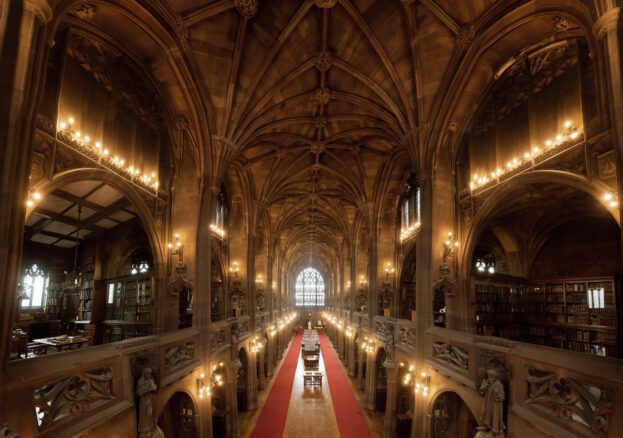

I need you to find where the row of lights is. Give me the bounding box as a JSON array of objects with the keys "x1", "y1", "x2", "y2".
[
  {"x1": 360, "y1": 336, "x2": 375, "y2": 353},
  {"x1": 26, "y1": 191, "x2": 42, "y2": 207},
  {"x1": 470, "y1": 121, "x2": 582, "y2": 191},
  {"x1": 56, "y1": 116, "x2": 160, "y2": 192},
  {"x1": 604, "y1": 192, "x2": 619, "y2": 208},
  {"x1": 400, "y1": 221, "x2": 421, "y2": 243},
  {"x1": 250, "y1": 335, "x2": 264, "y2": 353}
]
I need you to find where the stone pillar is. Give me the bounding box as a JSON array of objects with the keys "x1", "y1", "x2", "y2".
[
  {"x1": 0, "y1": 0, "x2": 52, "y2": 393},
  {"x1": 229, "y1": 360, "x2": 241, "y2": 438},
  {"x1": 594, "y1": 7, "x2": 623, "y2": 256},
  {"x1": 247, "y1": 233, "x2": 256, "y2": 329},
  {"x1": 348, "y1": 334, "x2": 357, "y2": 376},
  {"x1": 383, "y1": 363, "x2": 397, "y2": 438},
  {"x1": 368, "y1": 229, "x2": 378, "y2": 321},
  {"x1": 266, "y1": 334, "x2": 274, "y2": 377},
  {"x1": 247, "y1": 350, "x2": 258, "y2": 410},
  {"x1": 258, "y1": 349, "x2": 266, "y2": 389},
  {"x1": 266, "y1": 254, "x2": 273, "y2": 315},
  {"x1": 357, "y1": 350, "x2": 365, "y2": 389},
  {"x1": 365, "y1": 352, "x2": 377, "y2": 410}
]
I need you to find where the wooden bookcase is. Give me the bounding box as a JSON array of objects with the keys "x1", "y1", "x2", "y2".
[
  {"x1": 77, "y1": 263, "x2": 95, "y2": 321},
  {"x1": 472, "y1": 276, "x2": 619, "y2": 357},
  {"x1": 102, "y1": 274, "x2": 153, "y2": 343},
  {"x1": 45, "y1": 278, "x2": 64, "y2": 320}
]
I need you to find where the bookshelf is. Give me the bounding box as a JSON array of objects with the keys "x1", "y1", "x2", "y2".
[
  {"x1": 102, "y1": 274, "x2": 153, "y2": 343},
  {"x1": 77, "y1": 262, "x2": 95, "y2": 321},
  {"x1": 472, "y1": 276, "x2": 619, "y2": 357},
  {"x1": 45, "y1": 277, "x2": 64, "y2": 320}
]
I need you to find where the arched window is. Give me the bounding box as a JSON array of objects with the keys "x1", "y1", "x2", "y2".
[
  {"x1": 295, "y1": 268, "x2": 325, "y2": 307},
  {"x1": 21, "y1": 264, "x2": 49, "y2": 308},
  {"x1": 399, "y1": 184, "x2": 421, "y2": 242}
]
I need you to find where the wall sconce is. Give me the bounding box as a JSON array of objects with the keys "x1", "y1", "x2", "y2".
[
  {"x1": 475, "y1": 257, "x2": 495, "y2": 275},
  {"x1": 269, "y1": 325, "x2": 277, "y2": 337},
  {"x1": 197, "y1": 372, "x2": 208, "y2": 399},
  {"x1": 229, "y1": 262, "x2": 240, "y2": 279},
  {"x1": 400, "y1": 363, "x2": 430, "y2": 397},
  {"x1": 255, "y1": 275, "x2": 264, "y2": 286},
  {"x1": 384, "y1": 263, "x2": 395, "y2": 278},
  {"x1": 443, "y1": 232, "x2": 459, "y2": 262},
  {"x1": 168, "y1": 233, "x2": 184, "y2": 266},
  {"x1": 26, "y1": 191, "x2": 42, "y2": 207},
  {"x1": 360, "y1": 336, "x2": 374, "y2": 353},
  {"x1": 345, "y1": 326, "x2": 354, "y2": 338},
  {"x1": 210, "y1": 223, "x2": 225, "y2": 238},
  {"x1": 250, "y1": 336, "x2": 263, "y2": 353},
  {"x1": 604, "y1": 192, "x2": 618, "y2": 208}
]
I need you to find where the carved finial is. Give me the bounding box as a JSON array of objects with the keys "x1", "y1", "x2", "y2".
[
  {"x1": 69, "y1": 4, "x2": 96, "y2": 20},
  {"x1": 234, "y1": 0, "x2": 259, "y2": 18},
  {"x1": 314, "y1": 51, "x2": 332, "y2": 71},
  {"x1": 314, "y1": 0, "x2": 337, "y2": 8},
  {"x1": 312, "y1": 87, "x2": 333, "y2": 106}
]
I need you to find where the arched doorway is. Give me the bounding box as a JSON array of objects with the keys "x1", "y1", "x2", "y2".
[
  {"x1": 430, "y1": 392, "x2": 477, "y2": 438},
  {"x1": 375, "y1": 348, "x2": 387, "y2": 412},
  {"x1": 237, "y1": 348, "x2": 249, "y2": 412},
  {"x1": 157, "y1": 392, "x2": 197, "y2": 437}
]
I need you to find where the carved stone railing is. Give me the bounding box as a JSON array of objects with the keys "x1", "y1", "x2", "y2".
[
  {"x1": 396, "y1": 318, "x2": 416, "y2": 352},
  {"x1": 2, "y1": 329, "x2": 200, "y2": 437},
  {"x1": 373, "y1": 315, "x2": 395, "y2": 344},
  {"x1": 425, "y1": 327, "x2": 623, "y2": 437},
  {"x1": 255, "y1": 311, "x2": 269, "y2": 328},
  {"x1": 210, "y1": 319, "x2": 231, "y2": 353},
  {"x1": 158, "y1": 328, "x2": 200, "y2": 387},
  {"x1": 230, "y1": 315, "x2": 250, "y2": 342}
]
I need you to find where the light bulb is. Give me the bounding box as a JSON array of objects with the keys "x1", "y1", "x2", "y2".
[
  {"x1": 570, "y1": 132, "x2": 579, "y2": 139},
  {"x1": 604, "y1": 193, "x2": 613, "y2": 201},
  {"x1": 75, "y1": 131, "x2": 81, "y2": 138},
  {"x1": 564, "y1": 120, "x2": 572, "y2": 128},
  {"x1": 96, "y1": 142, "x2": 101, "y2": 149},
  {"x1": 60, "y1": 121, "x2": 67, "y2": 129},
  {"x1": 120, "y1": 159, "x2": 125, "y2": 165},
  {"x1": 103, "y1": 149, "x2": 109, "y2": 156},
  {"x1": 556, "y1": 134, "x2": 562, "y2": 141},
  {"x1": 85, "y1": 136, "x2": 90, "y2": 142},
  {"x1": 33, "y1": 192, "x2": 41, "y2": 200},
  {"x1": 545, "y1": 140, "x2": 552, "y2": 146},
  {"x1": 26, "y1": 199, "x2": 33, "y2": 207},
  {"x1": 68, "y1": 117, "x2": 74, "y2": 125}
]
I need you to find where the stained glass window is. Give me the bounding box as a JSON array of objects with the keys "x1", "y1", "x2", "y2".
[
  {"x1": 21, "y1": 264, "x2": 49, "y2": 308},
  {"x1": 295, "y1": 267, "x2": 325, "y2": 307}
]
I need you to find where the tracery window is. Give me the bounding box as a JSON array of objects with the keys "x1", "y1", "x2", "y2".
[
  {"x1": 21, "y1": 264, "x2": 49, "y2": 308},
  {"x1": 399, "y1": 184, "x2": 421, "y2": 241},
  {"x1": 295, "y1": 267, "x2": 325, "y2": 307}
]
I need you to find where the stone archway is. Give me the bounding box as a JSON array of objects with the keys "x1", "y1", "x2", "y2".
[
  {"x1": 429, "y1": 391, "x2": 478, "y2": 438},
  {"x1": 157, "y1": 391, "x2": 197, "y2": 438}
]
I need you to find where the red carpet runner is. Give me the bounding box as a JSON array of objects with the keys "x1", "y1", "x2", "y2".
[
  {"x1": 319, "y1": 334, "x2": 374, "y2": 438},
  {"x1": 250, "y1": 333, "x2": 302, "y2": 438}
]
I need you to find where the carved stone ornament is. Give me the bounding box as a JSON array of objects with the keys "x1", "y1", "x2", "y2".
[
  {"x1": 164, "y1": 342, "x2": 195, "y2": 372},
  {"x1": 433, "y1": 341, "x2": 468, "y2": 372},
  {"x1": 315, "y1": 51, "x2": 332, "y2": 71},
  {"x1": 526, "y1": 368, "x2": 612, "y2": 438},
  {"x1": 433, "y1": 265, "x2": 457, "y2": 297},
  {"x1": 554, "y1": 16, "x2": 571, "y2": 32},
  {"x1": 399, "y1": 325, "x2": 415, "y2": 350},
  {"x1": 479, "y1": 368, "x2": 506, "y2": 438},
  {"x1": 33, "y1": 368, "x2": 114, "y2": 430},
  {"x1": 136, "y1": 368, "x2": 164, "y2": 438},
  {"x1": 69, "y1": 4, "x2": 96, "y2": 20},
  {"x1": 313, "y1": 87, "x2": 333, "y2": 106},
  {"x1": 234, "y1": 0, "x2": 259, "y2": 18},
  {"x1": 314, "y1": 0, "x2": 337, "y2": 8}
]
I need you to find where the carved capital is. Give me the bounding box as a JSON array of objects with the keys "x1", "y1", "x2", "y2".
[{"x1": 594, "y1": 7, "x2": 620, "y2": 39}]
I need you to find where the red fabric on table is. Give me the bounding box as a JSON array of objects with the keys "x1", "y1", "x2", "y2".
[
  {"x1": 319, "y1": 333, "x2": 374, "y2": 438},
  {"x1": 250, "y1": 333, "x2": 302, "y2": 438}
]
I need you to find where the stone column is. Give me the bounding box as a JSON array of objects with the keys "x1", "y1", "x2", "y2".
[
  {"x1": 368, "y1": 229, "x2": 378, "y2": 321},
  {"x1": 594, "y1": 7, "x2": 623, "y2": 257},
  {"x1": 266, "y1": 254, "x2": 273, "y2": 316},
  {"x1": 365, "y1": 352, "x2": 377, "y2": 410},
  {"x1": 247, "y1": 232, "x2": 256, "y2": 329},
  {"x1": 229, "y1": 360, "x2": 241, "y2": 438},
  {"x1": 258, "y1": 348, "x2": 266, "y2": 389},
  {"x1": 247, "y1": 351, "x2": 258, "y2": 410},
  {"x1": 357, "y1": 350, "x2": 365, "y2": 389},
  {"x1": 350, "y1": 252, "x2": 356, "y2": 317},
  {"x1": 0, "y1": 0, "x2": 52, "y2": 393},
  {"x1": 383, "y1": 362, "x2": 397, "y2": 438}
]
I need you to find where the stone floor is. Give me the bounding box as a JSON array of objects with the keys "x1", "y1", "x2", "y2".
[{"x1": 239, "y1": 338, "x2": 384, "y2": 438}]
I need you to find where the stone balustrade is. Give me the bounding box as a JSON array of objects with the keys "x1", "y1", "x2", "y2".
[{"x1": 2, "y1": 328, "x2": 199, "y2": 437}]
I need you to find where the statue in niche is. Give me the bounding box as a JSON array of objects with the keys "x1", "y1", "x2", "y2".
[
  {"x1": 478, "y1": 369, "x2": 506, "y2": 438},
  {"x1": 136, "y1": 368, "x2": 164, "y2": 438},
  {"x1": 308, "y1": 320, "x2": 312, "y2": 330}
]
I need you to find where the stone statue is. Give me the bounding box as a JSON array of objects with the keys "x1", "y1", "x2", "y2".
[
  {"x1": 478, "y1": 369, "x2": 505, "y2": 438},
  {"x1": 136, "y1": 368, "x2": 164, "y2": 438},
  {"x1": 308, "y1": 320, "x2": 312, "y2": 330}
]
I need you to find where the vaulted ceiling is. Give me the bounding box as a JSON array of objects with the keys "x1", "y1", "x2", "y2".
[{"x1": 54, "y1": 0, "x2": 592, "y2": 276}]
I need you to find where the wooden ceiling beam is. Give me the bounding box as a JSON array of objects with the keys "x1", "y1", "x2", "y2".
[{"x1": 33, "y1": 208, "x2": 107, "y2": 233}]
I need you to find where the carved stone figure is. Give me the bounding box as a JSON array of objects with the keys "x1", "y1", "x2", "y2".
[
  {"x1": 136, "y1": 368, "x2": 164, "y2": 438},
  {"x1": 308, "y1": 320, "x2": 312, "y2": 330},
  {"x1": 479, "y1": 369, "x2": 505, "y2": 438}
]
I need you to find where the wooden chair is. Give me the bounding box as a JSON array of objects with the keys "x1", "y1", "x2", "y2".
[
  {"x1": 11, "y1": 329, "x2": 28, "y2": 359},
  {"x1": 80, "y1": 324, "x2": 96, "y2": 346}
]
